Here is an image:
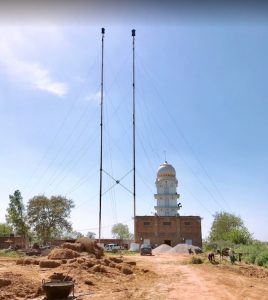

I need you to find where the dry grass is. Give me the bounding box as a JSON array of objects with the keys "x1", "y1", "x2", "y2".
[
  {"x1": 0, "y1": 279, "x2": 11, "y2": 288},
  {"x1": 62, "y1": 242, "x2": 83, "y2": 252},
  {"x1": 121, "y1": 266, "x2": 133, "y2": 275},
  {"x1": 39, "y1": 260, "x2": 61, "y2": 268},
  {"x1": 48, "y1": 248, "x2": 80, "y2": 260},
  {"x1": 75, "y1": 237, "x2": 104, "y2": 258},
  {"x1": 109, "y1": 256, "x2": 123, "y2": 263},
  {"x1": 16, "y1": 258, "x2": 39, "y2": 265}
]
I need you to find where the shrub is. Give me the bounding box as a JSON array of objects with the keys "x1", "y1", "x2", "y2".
[
  {"x1": 255, "y1": 251, "x2": 268, "y2": 267},
  {"x1": 243, "y1": 253, "x2": 257, "y2": 264},
  {"x1": 190, "y1": 256, "x2": 203, "y2": 264},
  {"x1": 0, "y1": 250, "x2": 19, "y2": 257},
  {"x1": 236, "y1": 242, "x2": 267, "y2": 265}
]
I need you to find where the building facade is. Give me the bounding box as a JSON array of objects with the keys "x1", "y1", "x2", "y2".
[{"x1": 135, "y1": 161, "x2": 202, "y2": 248}]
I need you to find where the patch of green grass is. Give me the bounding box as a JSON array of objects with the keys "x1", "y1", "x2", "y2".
[
  {"x1": 105, "y1": 250, "x2": 138, "y2": 256},
  {"x1": 255, "y1": 250, "x2": 268, "y2": 267},
  {"x1": 0, "y1": 250, "x2": 19, "y2": 257}
]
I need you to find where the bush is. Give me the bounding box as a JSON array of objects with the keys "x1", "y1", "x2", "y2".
[
  {"x1": 236, "y1": 242, "x2": 267, "y2": 265},
  {"x1": 243, "y1": 253, "x2": 258, "y2": 264},
  {"x1": 255, "y1": 251, "x2": 268, "y2": 267},
  {"x1": 190, "y1": 256, "x2": 203, "y2": 264}
]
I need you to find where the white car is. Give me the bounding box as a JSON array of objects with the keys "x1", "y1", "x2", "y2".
[{"x1": 104, "y1": 244, "x2": 121, "y2": 251}]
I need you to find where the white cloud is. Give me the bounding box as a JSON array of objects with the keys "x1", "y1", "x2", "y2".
[
  {"x1": 86, "y1": 91, "x2": 101, "y2": 103},
  {"x1": 0, "y1": 27, "x2": 68, "y2": 97}
]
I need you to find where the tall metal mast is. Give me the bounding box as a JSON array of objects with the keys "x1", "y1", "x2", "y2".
[
  {"x1": 99, "y1": 28, "x2": 105, "y2": 243},
  {"x1": 132, "y1": 29, "x2": 136, "y2": 240}
]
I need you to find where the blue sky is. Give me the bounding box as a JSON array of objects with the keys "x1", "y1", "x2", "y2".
[{"x1": 1, "y1": 5, "x2": 268, "y2": 241}]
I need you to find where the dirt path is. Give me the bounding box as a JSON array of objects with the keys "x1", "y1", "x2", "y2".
[
  {"x1": 0, "y1": 254, "x2": 268, "y2": 299},
  {"x1": 125, "y1": 254, "x2": 268, "y2": 300}
]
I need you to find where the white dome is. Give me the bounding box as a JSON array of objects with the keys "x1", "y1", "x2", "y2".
[{"x1": 157, "y1": 162, "x2": 176, "y2": 178}]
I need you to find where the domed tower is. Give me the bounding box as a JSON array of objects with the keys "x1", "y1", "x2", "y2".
[{"x1": 154, "y1": 161, "x2": 180, "y2": 216}]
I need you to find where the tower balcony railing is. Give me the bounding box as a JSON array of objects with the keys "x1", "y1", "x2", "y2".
[
  {"x1": 154, "y1": 193, "x2": 180, "y2": 198},
  {"x1": 154, "y1": 205, "x2": 179, "y2": 209}
]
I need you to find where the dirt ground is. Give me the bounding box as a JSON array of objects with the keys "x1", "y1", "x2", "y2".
[{"x1": 0, "y1": 253, "x2": 268, "y2": 299}]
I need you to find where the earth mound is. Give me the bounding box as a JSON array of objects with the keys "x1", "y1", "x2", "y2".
[
  {"x1": 168, "y1": 243, "x2": 199, "y2": 254},
  {"x1": 0, "y1": 272, "x2": 41, "y2": 300},
  {"x1": 152, "y1": 244, "x2": 172, "y2": 254}
]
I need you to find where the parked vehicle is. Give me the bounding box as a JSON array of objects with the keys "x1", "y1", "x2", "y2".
[
  {"x1": 104, "y1": 244, "x2": 121, "y2": 251},
  {"x1": 140, "y1": 244, "x2": 152, "y2": 256}
]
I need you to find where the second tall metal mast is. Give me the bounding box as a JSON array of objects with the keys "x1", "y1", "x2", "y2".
[
  {"x1": 99, "y1": 28, "x2": 105, "y2": 243},
  {"x1": 132, "y1": 29, "x2": 136, "y2": 240}
]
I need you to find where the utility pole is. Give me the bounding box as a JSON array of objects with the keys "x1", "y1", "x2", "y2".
[
  {"x1": 132, "y1": 29, "x2": 136, "y2": 241},
  {"x1": 99, "y1": 28, "x2": 105, "y2": 243}
]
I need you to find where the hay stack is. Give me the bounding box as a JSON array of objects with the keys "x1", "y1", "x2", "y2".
[
  {"x1": 62, "y1": 242, "x2": 83, "y2": 252},
  {"x1": 76, "y1": 237, "x2": 104, "y2": 258},
  {"x1": 109, "y1": 257, "x2": 123, "y2": 263},
  {"x1": 16, "y1": 258, "x2": 39, "y2": 265},
  {"x1": 0, "y1": 279, "x2": 12, "y2": 287},
  {"x1": 39, "y1": 260, "x2": 61, "y2": 268},
  {"x1": 121, "y1": 266, "x2": 133, "y2": 275},
  {"x1": 48, "y1": 248, "x2": 80, "y2": 260},
  {"x1": 91, "y1": 264, "x2": 106, "y2": 273}
]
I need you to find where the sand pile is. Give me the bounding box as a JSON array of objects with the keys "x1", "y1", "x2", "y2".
[
  {"x1": 152, "y1": 244, "x2": 172, "y2": 254},
  {"x1": 168, "y1": 243, "x2": 197, "y2": 254}
]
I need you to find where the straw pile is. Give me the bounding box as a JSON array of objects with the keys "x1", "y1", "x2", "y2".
[
  {"x1": 48, "y1": 248, "x2": 80, "y2": 260},
  {"x1": 16, "y1": 258, "x2": 40, "y2": 265},
  {"x1": 76, "y1": 237, "x2": 104, "y2": 258},
  {"x1": 39, "y1": 260, "x2": 61, "y2": 268},
  {"x1": 62, "y1": 242, "x2": 83, "y2": 252}
]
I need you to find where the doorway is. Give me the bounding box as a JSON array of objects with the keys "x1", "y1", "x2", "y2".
[{"x1": 164, "y1": 240, "x2": 171, "y2": 246}]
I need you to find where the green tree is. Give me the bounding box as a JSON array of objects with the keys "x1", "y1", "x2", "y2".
[
  {"x1": 59, "y1": 230, "x2": 84, "y2": 239},
  {"x1": 0, "y1": 223, "x2": 12, "y2": 236},
  {"x1": 86, "y1": 231, "x2": 96, "y2": 239},
  {"x1": 111, "y1": 223, "x2": 133, "y2": 240},
  {"x1": 27, "y1": 195, "x2": 74, "y2": 243},
  {"x1": 6, "y1": 190, "x2": 28, "y2": 236},
  {"x1": 208, "y1": 212, "x2": 252, "y2": 244}
]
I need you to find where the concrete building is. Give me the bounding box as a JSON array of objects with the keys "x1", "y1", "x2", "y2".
[{"x1": 134, "y1": 161, "x2": 202, "y2": 247}]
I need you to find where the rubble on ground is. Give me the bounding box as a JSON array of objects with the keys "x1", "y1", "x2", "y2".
[{"x1": 3, "y1": 238, "x2": 146, "y2": 299}]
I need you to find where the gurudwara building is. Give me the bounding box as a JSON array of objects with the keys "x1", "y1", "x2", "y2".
[{"x1": 134, "y1": 161, "x2": 202, "y2": 247}]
